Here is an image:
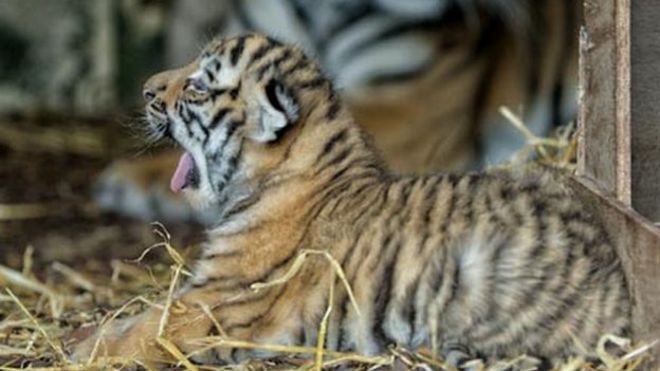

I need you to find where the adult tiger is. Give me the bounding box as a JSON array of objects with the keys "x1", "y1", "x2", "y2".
[
  {"x1": 95, "y1": 0, "x2": 580, "y2": 223},
  {"x1": 74, "y1": 34, "x2": 629, "y2": 368}
]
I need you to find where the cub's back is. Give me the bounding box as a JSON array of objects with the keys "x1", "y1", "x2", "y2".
[{"x1": 320, "y1": 168, "x2": 629, "y2": 359}]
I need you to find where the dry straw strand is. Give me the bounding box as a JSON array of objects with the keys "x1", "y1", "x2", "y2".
[
  {"x1": 4, "y1": 288, "x2": 67, "y2": 363},
  {"x1": 0, "y1": 203, "x2": 58, "y2": 220},
  {"x1": 157, "y1": 264, "x2": 183, "y2": 338},
  {"x1": 0, "y1": 264, "x2": 62, "y2": 318},
  {"x1": 314, "y1": 270, "x2": 335, "y2": 371},
  {"x1": 250, "y1": 249, "x2": 361, "y2": 317},
  {"x1": 156, "y1": 337, "x2": 199, "y2": 371},
  {"x1": 52, "y1": 262, "x2": 95, "y2": 292},
  {"x1": 197, "y1": 302, "x2": 228, "y2": 338}
]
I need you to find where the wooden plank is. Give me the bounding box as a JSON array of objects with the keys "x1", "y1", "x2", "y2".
[
  {"x1": 570, "y1": 176, "x2": 660, "y2": 366},
  {"x1": 630, "y1": 1, "x2": 660, "y2": 222},
  {"x1": 578, "y1": 0, "x2": 631, "y2": 204}
]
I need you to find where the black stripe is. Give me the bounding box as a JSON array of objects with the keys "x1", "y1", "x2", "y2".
[
  {"x1": 372, "y1": 236, "x2": 401, "y2": 346},
  {"x1": 317, "y1": 129, "x2": 348, "y2": 161},
  {"x1": 205, "y1": 326, "x2": 223, "y2": 363},
  {"x1": 272, "y1": 49, "x2": 292, "y2": 67},
  {"x1": 224, "y1": 120, "x2": 240, "y2": 143},
  {"x1": 186, "y1": 96, "x2": 211, "y2": 106},
  {"x1": 400, "y1": 273, "x2": 421, "y2": 344},
  {"x1": 209, "y1": 108, "x2": 231, "y2": 129},
  {"x1": 230, "y1": 36, "x2": 246, "y2": 66},
  {"x1": 559, "y1": 210, "x2": 586, "y2": 224},
  {"x1": 326, "y1": 91, "x2": 341, "y2": 120},
  {"x1": 211, "y1": 121, "x2": 241, "y2": 169},
  {"x1": 337, "y1": 295, "x2": 351, "y2": 351},
  {"x1": 212, "y1": 60, "x2": 221, "y2": 72},
  {"x1": 437, "y1": 176, "x2": 459, "y2": 235},
  {"x1": 223, "y1": 150, "x2": 241, "y2": 184},
  {"x1": 199, "y1": 121, "x2": 210, "y2": 144},
  {"x1": 461, "y1": 175, "x2": 481, "y2": 224},
  {"x1": 315, "y1": 147, "x2": 354, "y2": 178},
  {"x1": 182, "y1": 78, "x2": 192, "y2": 91},
  {"x1": 325, "y1": 147, "x2": 352, "y2": 167},
  {"x1": 182, "y1": 107, "x2": 195, "y2": 137},
  {"x1": 347, "y1": 180, "x2": 378, "y2": 205},
  {"x1": 347, "y1": 186, "x2": 384, "y2": 226},
  {"x1": 229, "y1": 81, "x2": 241, "y2": 99},
  {"x1": 327, "y1": 163, "x2": 352, "y2": 183},
  {"x1": 283, "y1": 58, "x2": 309, "y2": 75},
  {"x1": 297, "y1": 77, "x2": 326, "y2": 90},
  {"x1": 218, "y1": 141, "x2": 243, "y2": 191},
  {"x1": 203, "y1": 250, "x2": 243, "y2": 259},
  {"x1": 418, "y1": 177, "x2": 441, "y2": 254},
  {"x1": 256, "y1": 49, "x2": 292, "y2": 80},
  {"x1": 204, "y1": 69, "x2": 214, "y2": 82},
  {"x1": 327, "y1": 179, "x2": 376, "y2": 217},
  {"x1": 222, "y1": 289, "x2": 286, "y2": 333},
  {"x1": 248, "y1": 42, "x2": 276, "y2": 68},
  {"x1": 190, "y1": 276, "x2": 237, "y2": 289},
  {"x1": 443, "y1": 257, "x2": 460, "y2": 308},
  {"x1": 209, "y1": 88, "x2": 228, "y2": 101},
  {"x1": 222, "y1": 193, "x2": 261, "y2": 220},
  {"x1": 398, "y1": 178, "x2": 415, "y2": 208}
]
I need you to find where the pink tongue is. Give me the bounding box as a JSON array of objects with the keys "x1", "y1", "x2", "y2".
[{"x1": 170, "y1": 152, "x2": 194, "y2": 193}]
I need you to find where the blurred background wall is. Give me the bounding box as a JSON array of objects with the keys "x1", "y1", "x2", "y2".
[{"x1": 0, "y1": 0, "x2": 183, "y2": 115}]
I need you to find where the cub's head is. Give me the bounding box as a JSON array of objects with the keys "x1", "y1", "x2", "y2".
[{"x1": 142, "y1": 34, "x2": 336, "y2": 210}]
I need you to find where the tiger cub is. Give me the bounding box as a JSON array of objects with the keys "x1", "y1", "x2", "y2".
[{"x1": 73, "y1": 34, "x2": 630, "y2": 366}]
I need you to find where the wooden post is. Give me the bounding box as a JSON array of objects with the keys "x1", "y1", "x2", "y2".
[
  {"x1": 579, "y1": 0, "x2": 660, "y2": 366},
  {"x1": 578, "y1": 0, "x2": 631, "y2": 205}
]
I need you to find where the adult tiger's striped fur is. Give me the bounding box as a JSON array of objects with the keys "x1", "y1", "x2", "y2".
[
  {"x1": 94, "y1": 0, "x2": 580, "y2": 223},
  {"x1": 73, "y1": 34, "x2": 629, "y2": 366}
]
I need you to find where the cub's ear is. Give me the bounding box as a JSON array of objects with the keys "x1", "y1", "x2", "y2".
[{"x1": 251, "y1": 78, "x2": 299, "y2": 143}]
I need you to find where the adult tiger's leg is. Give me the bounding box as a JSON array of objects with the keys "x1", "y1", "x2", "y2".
[{"x1": 93, "y1": 150, "x2": 218, "y2": 224}]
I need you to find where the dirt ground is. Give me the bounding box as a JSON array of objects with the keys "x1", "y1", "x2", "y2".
[
  {"x1": 0, "y1": 113, "x2": 203, "y2": 269},
  {"x1": 0, "y1": 113, "x2": 211, "y2": 367}
]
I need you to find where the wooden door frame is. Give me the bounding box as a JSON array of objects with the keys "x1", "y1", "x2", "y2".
[{"x1": 578, "y1": 0, "x2": 660, "y2": 366}]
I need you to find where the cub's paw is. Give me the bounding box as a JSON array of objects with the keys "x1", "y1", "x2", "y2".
[
  {"x1": 93, "y1": 152, "x2": 215, "y2": 223},
  {"x1": 70, "y1": 305, "x2": 230, "y2": 366},
  {"x1": 69, "y1": 312, "x2": 164, "y2": 366}
]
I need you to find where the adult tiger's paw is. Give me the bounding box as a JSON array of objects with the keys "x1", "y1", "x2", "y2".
[{"x1": 93, "y1": 151, "x2": 216, "y2": 223}]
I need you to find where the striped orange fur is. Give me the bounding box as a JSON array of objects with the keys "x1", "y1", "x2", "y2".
[{"x1": 73, "y1": 34, "x2": 629, "y2": 367}]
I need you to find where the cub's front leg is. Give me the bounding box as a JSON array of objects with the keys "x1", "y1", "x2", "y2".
[
  {"x1": 71, "y1": 289, "x2": 218, "y2": 365},
  {"x1": 71, "y1": 285, "x2": 303, "y2": 365}
]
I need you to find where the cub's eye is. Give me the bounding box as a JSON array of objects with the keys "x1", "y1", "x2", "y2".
[{"x1": 186, "y1": 78, "x2": 208, "y2": 93}]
